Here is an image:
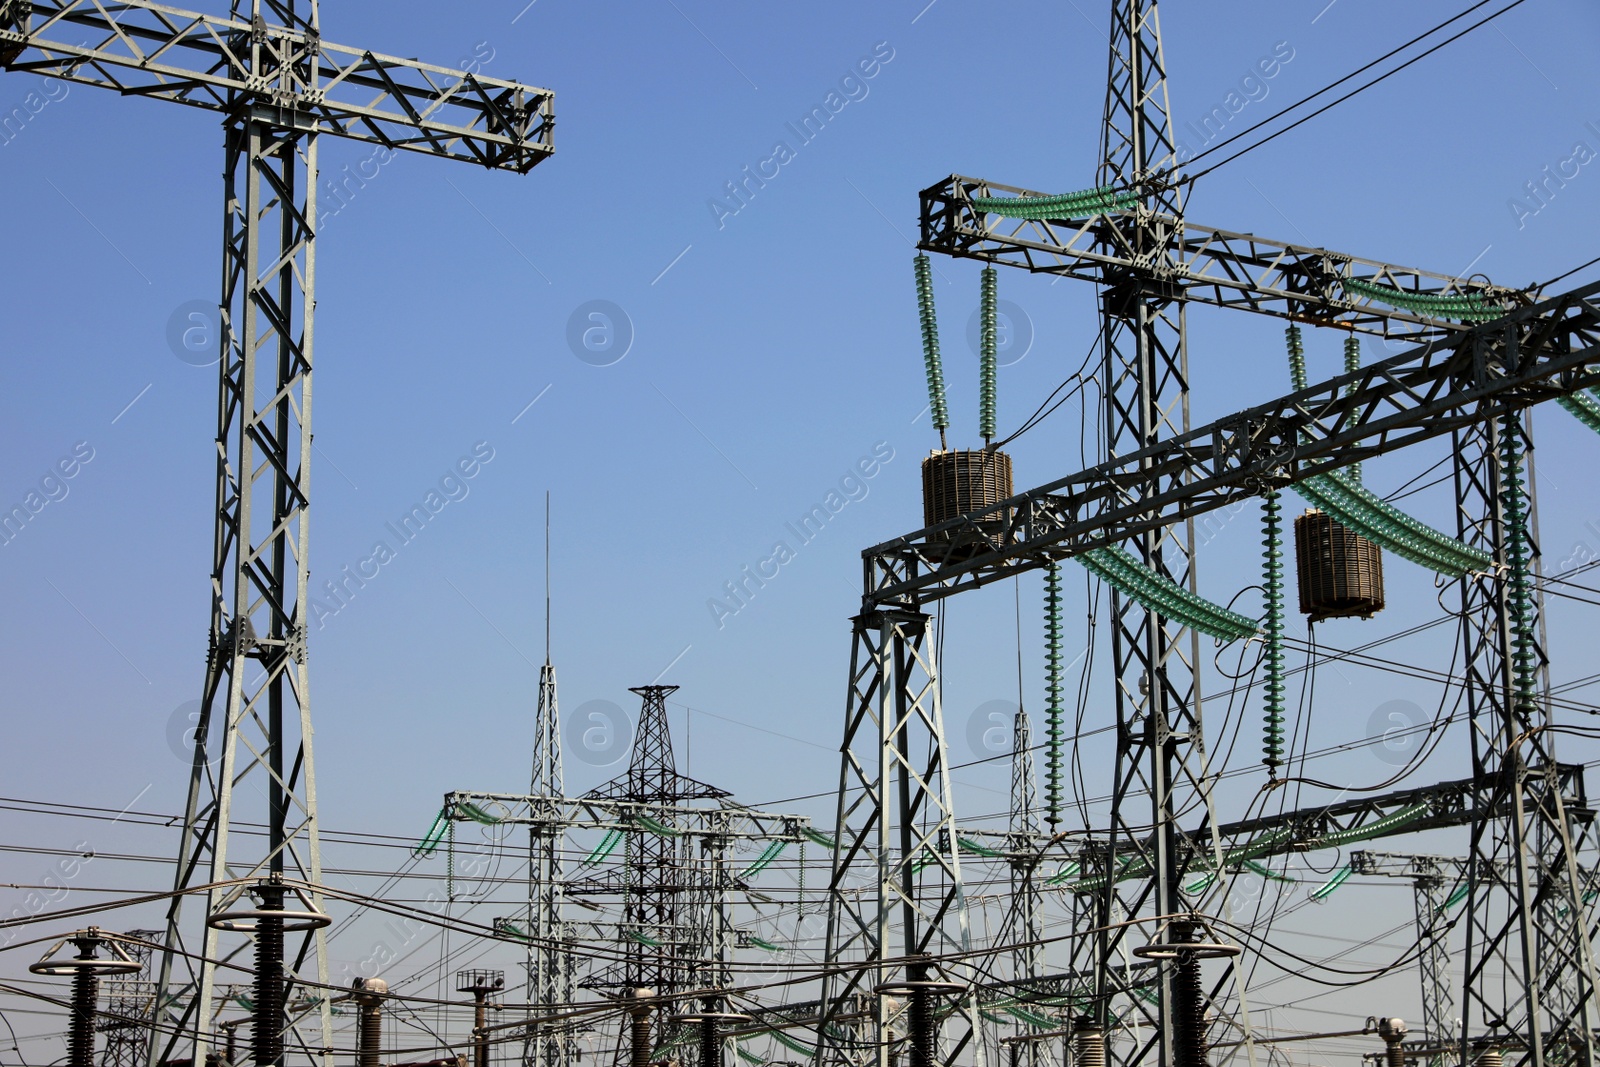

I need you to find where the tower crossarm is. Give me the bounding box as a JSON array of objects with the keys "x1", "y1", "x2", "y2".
[
  {"x1": 920, "y1": 174, "x2": 1526, "y2": 343},
  {"x1": 861, "y1": 281, "x2": 1600, "y2": 609},
  {"x1": 0, "y1": 0, "x2": 554, "y2": 171},
  {"x1": 952, "y1": 764, "x2": 1588, "y2": 873},
  {"x1": 442, "y1": 791, "x2": 811, "y2": 842}
]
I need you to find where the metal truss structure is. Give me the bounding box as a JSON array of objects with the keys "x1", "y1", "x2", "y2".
[
  {"x1": 98, "y1": 932, "x2": 160, "y2": 1067},
  {"x1": 527, "y1": 660, "x2": 574, "y2": 1067},
  {"x1": 1005, "y1": 711, "x2": 1048, "y2": 1067},
  {"x1": 918, "y1": 174, "x2": 1523, "y2": 346},
  {"x1": 816, "y1": 608, "x2": 985, "y2": 1067},
  {"x1": 879, "y1": 2, "x2": 1600, "y2": 1063},
  {"x1": 1350, "y1": 852, "x2": 1471, "y2": 1061},
  {"x1": 0, "y1": 4, "x2": 556, "y2": 1065},
  {"x1": 861, "y1": 283, "x2": 1600, "y2": 605},
  {"x1": 1453, "y1": 403, "x2": 1600, "y2": 1067},
  {"x1": 446, "y1": 687, "x2": 813, "y2": 1066}
]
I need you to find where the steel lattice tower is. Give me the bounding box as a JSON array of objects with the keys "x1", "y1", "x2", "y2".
[
  {"x1": 1085, "y1": 7, "x2": 1222, "y2": 1063},
  {"x1": 1453, "y1": 406, "x2": 1600, "y2": 1067},
  {"x1": 1007, "y1": 711, "x2": 1048, "y2": 1067},
  {"x1": 0, "y1": 4, "x2": 556, "y2": 1063},
  {"x1": 527, "y1": 500, "x2": 575, "y2": 1067}
]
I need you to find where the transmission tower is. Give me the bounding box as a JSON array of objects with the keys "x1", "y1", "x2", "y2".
[
  {"x1": 895, "y1": 1, "x2": 1600, "y2": 1064},
  {"x1": 0, "y1": 5, "x2": 555, "y2": 1063},
  {"x1": 1453, "y1": 405, "x2": 1600, "y2": 1067},
  {"x1": 526, "y1": 498, "x2": 574, "y2": 1067},
  {"x1": 98, "y1": 932, "x2": 160, "y2": 1067},
  {"x1": 1350, "y1": 853, "x2": 1466, "y2": 1063},
  {"x1": 1007, "y1": 710, "x2": 1049, "y2": 1067}
]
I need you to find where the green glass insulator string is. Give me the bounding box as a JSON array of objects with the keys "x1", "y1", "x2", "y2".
[
  {"x1": 914, "y1": 254, "x2": 949, "y2": 449},
  {"x1": 1043, "y1": 561, "x2": 1065, "y2": 831},
  {"x1": 1499, "y1": 409, "x2": 1539, "y2": 711},
  {"x1": 1261, "y1": 488, "x2": 1287, "y2": 773},
  {"x1": 979, "y1": 267, "x2": 998, "y2": 443},
  {"x1": 1344, "y1": 333, "x2": 1362, "y2": 485}
]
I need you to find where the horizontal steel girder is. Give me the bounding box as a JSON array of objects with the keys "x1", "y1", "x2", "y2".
[
  {"x1": 441, "y1": 790, "x2": 811, "y2": 841},
  {"x1": 0, "y1": 0, "x2": 553, "y2": 170},
  {"x1": 920, "y1": 174, "x2": 1525, "y2": 342},
  {"x1": 862, "y1": 281, "x2": 1600, "y2": 609}
]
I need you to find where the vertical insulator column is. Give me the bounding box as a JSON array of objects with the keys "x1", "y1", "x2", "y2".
[
  {"x1": 28, "y1": 930, "x2": 139, "y2": 1067},
  {"x1": 1071, "y1": 1015, "x2": 1106, "y2": 1067},
  {"x1": 1261, "y1": 489, "x2": 1286, "y2": 773},
  {"x1": 1371, "y1": 1017, "x2": 1408, "y2": 1067},
  {"x1": 698, "y1": 1017, "x2": 720, "y2": 1067},
  {"x1": 1168, "y1": 921, "x2": 1206, "y2": 1067},
  {"x1": 352, "y1": 978, "x2": 387, "y2": 1067},
  {"x1": 626, "y1": 988, "x2": 654, "y2": 1067},
  {"x1": 67, "y1": 961, "x2": 99, "y2": 1067},
  {"x1": 1043, "y1": 561, "x2": 1065, "y2": 830},
  {"x1": 907, "y1": 985, "x2": 934, "y2": 1067},
  {"x1": 253, "y1": 886, "x2": 286, "y2": 1067},
  {"x1": 1343, "y1": 334, "x2": 1363, "y2": 485}
]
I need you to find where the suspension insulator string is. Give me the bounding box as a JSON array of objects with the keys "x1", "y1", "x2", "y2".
[
  {"x1": 980, "y1": 266, "x2": 998, "y2": 444},
  {"x1": 1344, "y1": 333, "x2": 1362, "y2": 484},
  {"x1": 1261, "y1": 488, "x2": 1287, "y2": 775},
  {"x1": 1499, "y1": 408, "x2": 1539, "y2": 711},
  {"x1": 1043, "y1": 561, "x2": 1065, "y2": 830},
  {"x1": 914, "y1": 254, "x2": 949, "y2": 450}
]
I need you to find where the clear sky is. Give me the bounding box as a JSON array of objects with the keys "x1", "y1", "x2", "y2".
[{"x1": 1, "y1": 0, "x2": 1598, "y2": 1061}]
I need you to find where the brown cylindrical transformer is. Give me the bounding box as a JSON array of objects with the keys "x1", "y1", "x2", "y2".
[
  {"x1": 1294, "y1": 509, "x2": 1385, "y2": 622},
  {"x1": 921, "y1": 448, "x2": 1014, "y2": 535}
]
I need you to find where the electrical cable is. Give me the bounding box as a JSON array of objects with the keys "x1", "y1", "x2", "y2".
[{"x1": 1183, "y1": 0, "x2": 1530, "y2": 184}]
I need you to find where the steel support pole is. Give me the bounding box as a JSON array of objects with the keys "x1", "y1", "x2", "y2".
[
  {"x1": 818, "y1": 606, "x2": 983, "y2": 1067},
  {"x1": 152, "y1": 17, "x2": 328, "y2": 1057}
]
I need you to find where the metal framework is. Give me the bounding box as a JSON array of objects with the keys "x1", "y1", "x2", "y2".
[
  {"x1": 860, "y1": 283, "x2": 1600, "y2": 607},
  {"x1": 0, "y1": 5, "x2": 556, "y2": 1065},
  {"x1": 917, "y1": 179, "x2": 1523, "y2": 346},
  {"x1": 446, "y1": 686, "x2": 812, "y2": 1067},
  {"x1": 1453, "y1": 402, "x2": 1600, "y2": 1067},
  {"x1": 1350, "y1": 852, "x2": 1469, "y2": 1061},
  {"x1": 526, "y1": 660, "x2": 574, "y2": 1067},
  {"x1": 898, "y1": 0, "x2": 1600, "y2": 1054},
  {"x1": 816, "y1": 608, "x2": 984, "y2": 1067},
  {"x1": 1005, "y1": 711, "x2": 1048, "y2": 1067}
]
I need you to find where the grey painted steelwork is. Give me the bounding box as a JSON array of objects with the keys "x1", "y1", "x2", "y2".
[
  {"x1": 858, "y1": 282, "x2": 1600, "y2": 608},
  {"x1": 1351, "y1": 852, "x2": 1468, "y2": 1063},
  {"x1": 1086, "y1": 7, "x2": 1211, "y2": 1064},
  {"x1": 898, "y1": 0, "x2": 1600, "y2": 1057},
  {"x1": 815, "y1": 608, "x2": 985, "y2": 1067},
  {"x1": 0, "y1": 4, "x2": 557, "y2": 1065},
  {"x1": 919, "y1": 175, "x2": 1523, "y2": 344},
  {"x1": 0, "y1": 1, "x2": 554, "y2": 171},
  {"x1": 527, "y1": 661, "x2": 574, "y2": 1067}
]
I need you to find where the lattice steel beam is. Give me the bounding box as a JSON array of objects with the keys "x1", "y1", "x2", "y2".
[
  {"x1": 919, "y1": 175, "x2": 1525, "y2": 344},
  {"x1": 859, "y1": 282, "x2": 1600, "y2": 610},
  {"x1": 815, "y1": 608, "x2": 984, "y2": 1067},
  {"x1": 0, "y1": 0, "x2": 553, "y2": 171}
]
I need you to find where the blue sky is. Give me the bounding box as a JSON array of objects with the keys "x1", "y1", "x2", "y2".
[{"x1": 1, "y1": 0, "x2": 1598, "y2": 1056}]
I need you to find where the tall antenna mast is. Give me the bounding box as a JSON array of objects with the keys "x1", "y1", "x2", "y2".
[{"x1": 527, "y1": 489, "x2": 572, "y2": 1067}]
